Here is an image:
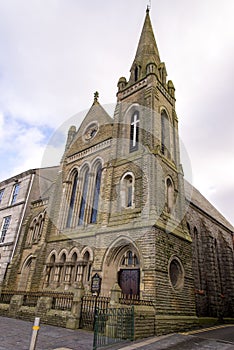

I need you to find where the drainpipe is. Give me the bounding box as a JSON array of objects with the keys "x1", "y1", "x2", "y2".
[{"x1": 10, "y1": 172, "x2": 35, "y2": 262}]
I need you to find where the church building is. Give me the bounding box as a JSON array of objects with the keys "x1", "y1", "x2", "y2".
[{"x1": 2, "y1": 8, "x2": 234, "y2": 334}]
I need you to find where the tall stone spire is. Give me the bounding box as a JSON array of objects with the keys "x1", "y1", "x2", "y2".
[{"x1": 129, "y1": 8, "x2": 161, "y2": 84}]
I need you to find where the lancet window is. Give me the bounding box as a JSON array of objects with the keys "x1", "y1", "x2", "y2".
[
  {"x1": 130, "y1": 111, "x2": 139, "y2": 152},
  {"x1": 121, "y1": 173, "x2": 134, "y2": 208},
  {"x1": 66, "y1": 170, "x2": 78, "y2": 228},
  {"x1": 161, "y1": 110, "x2": 170, "y2": 157},
  {"x1": 166, "y1": 178, "x2": 174, "y2": 214},
  {"x1": 78, "y1": 168, "x2": 89, "y2": 225},
  {"x1": 90, "y1": 164, "x2": 102, "y2": 224}
]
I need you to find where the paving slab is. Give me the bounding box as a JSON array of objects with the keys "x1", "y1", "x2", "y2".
[{"x1": 0, "y1": 316, "x2": 93, "y2": 350}]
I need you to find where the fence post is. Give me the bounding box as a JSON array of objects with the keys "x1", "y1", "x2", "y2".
[
  {"x1": 110, "y1": 282, "x2": 122, "y2": 306},
  {"x1": 29, "y1": 317, "x2": 40, "y2": 350},
  {"x1": 93, "y1": 307, "x2": 99, "y2": 350},
  {"x1": 131, "y1": 306, "x2": 135, "y2": 341}
]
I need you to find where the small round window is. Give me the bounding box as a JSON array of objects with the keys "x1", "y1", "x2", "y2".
[
  {"x1": 83, "y1": 123, "x2": 98, "y2": 141},
  {"x1": 169, "y1": 257, "x2": 184, "y2": 291}
]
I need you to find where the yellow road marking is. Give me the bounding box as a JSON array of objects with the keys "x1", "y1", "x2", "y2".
[{"x1": 181, "y1": 324, "x2": 234, "y2": 335}]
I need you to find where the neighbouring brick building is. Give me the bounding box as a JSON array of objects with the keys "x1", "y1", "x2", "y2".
[{"x1": 1, "y1": 8, "x2": 233, "y2": 334}]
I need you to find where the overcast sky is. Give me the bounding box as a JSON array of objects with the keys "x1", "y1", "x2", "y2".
[{"x1": 0, "y1": 0, "x2": 234, "y2": 226}]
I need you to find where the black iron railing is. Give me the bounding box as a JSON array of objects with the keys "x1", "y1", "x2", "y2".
[
  {"x1": 0, "y1": 290, "x2": 15, "y2": 304},
  {"x1": 119, "y1": 293, "x2": 154, "y2": 306},
  {"x1": 93, "y1": 306, "x2": 134, "y2": 350},
  {"x1": 0, "y1": 290, "x2": 74, "y2": 311},
  {"x1": 80, "y1": 295, "x2": 110, "y2": 330}
]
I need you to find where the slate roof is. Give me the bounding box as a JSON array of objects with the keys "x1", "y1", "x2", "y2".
[{"x1": 184, "y1": 180, "x2": 234, "y2": 232}]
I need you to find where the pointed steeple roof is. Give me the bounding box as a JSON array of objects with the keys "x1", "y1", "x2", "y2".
[
  {"x1": 134, "y1": 8, "x2": 160, "y2": 66},
  {"x1": 130, "y1": 8, "x2": 161, "y2": 77}
]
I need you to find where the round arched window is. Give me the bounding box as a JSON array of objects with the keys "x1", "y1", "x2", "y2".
[{"x1": 169, "y1": 257, "x2": 184, "y2": 291}]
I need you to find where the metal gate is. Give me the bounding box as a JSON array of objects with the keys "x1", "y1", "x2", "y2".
[
  {"x1": 93, "y1": 306, "x2": 134, "y2": 350},
  {"x1": 80, "y1": 295, "x2": 110, "y2": 330}
]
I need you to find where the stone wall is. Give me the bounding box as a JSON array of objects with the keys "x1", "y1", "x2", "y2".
[{"x1": 186, "y1": 202, "x2": 234, "y2": 318}]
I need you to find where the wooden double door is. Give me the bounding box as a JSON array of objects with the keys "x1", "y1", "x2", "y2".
[{"x1": 118, "y1": 268, "x2": 140, "y2": 296}]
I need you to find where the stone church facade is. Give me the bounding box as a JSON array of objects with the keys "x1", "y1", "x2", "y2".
[{"x1": 2, "y1": 9, "x2": 234, "y2": 333}]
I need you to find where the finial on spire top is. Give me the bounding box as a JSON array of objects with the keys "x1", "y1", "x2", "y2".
[
  {"x1": 147, "y1": 0, "x2": 151, "y2": 12},
  {"x1": 94, "y1": 91, "x2": 99, "y2": 103}
]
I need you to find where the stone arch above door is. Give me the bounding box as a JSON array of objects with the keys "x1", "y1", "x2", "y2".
[{"x1": 102, "y1": 236, "x2": 142, "y2": 296}]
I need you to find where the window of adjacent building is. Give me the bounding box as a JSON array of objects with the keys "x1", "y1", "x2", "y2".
[
  {"x1": 10, "y1": 183, "x2": 20, "y2": 205},
  {"x1": 66, "y1": 171, "x2": 78, "y2": 228},
  {"x1": 0, "y1": 216, "x2": 11, "y2": 243},
  {"x1": 130, "y1": 111, "x2": 139, "y2": 152},
  {"x1": 0, "y1": 189, "x2": 4, "y2": 204},
  {"x1": 90, "y1": 164, "x2": 102, "y2": 224},
  {"x1": 121, "y1": 173, "x2": 134, "y2": 208},
  {"x1": 78, "y1": 168, "x2": 89, "y2": 225}
]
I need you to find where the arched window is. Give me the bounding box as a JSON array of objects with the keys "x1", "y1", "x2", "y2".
[
  {"x1": 83, "y1": 251, "x2": 92, "y2": 283},
  {"x1": 78, "y1": 168, "x2": 89, "y2": 225},
  {"x1": 37, "y1": 215, "x2": 44, "y2": 240},
  {"x1": 59, "y1": 253, "x2": 66, "y2": 283},
  {"x1": 90, "y1": 164, "x2": 102, "y2": 224},
  {"x1": 166, "y1": 178, "x2": 174, "y2": 213},
  {"x1": 193, "y1": 227, "x2": 202, "y2": 291},
  {"x1": 121, "y1": 174, "x2": 134, "y2": 208},
  {"x1": 71, "y1": 252, "x2": 78, "y2": 283},
  {"x1": 66, "y1": 171, "x2": 78, "y2": 228},
  {"x1": 121, "y1": 250, "x2": 139, "y2": 267},
  {"x1": 134, "y1": 66, "x2": 139, "y2": 82},
  {"x1": 19, "y1": 257, "x2": 33, "y2": 290},
  {"x1": 47, "y1": 254, "x2": 56, "y2": 286},
  {"x1": 27, "y1": 219, "x2": 36, "y2": 245},
  {"x1": 161, "y1": 110, "x2": 170, "y2": 157},
  {"x1": 187, "y1": 222, "x2": 191, "y2": 234},
  {"x1": 130, "y1": 111, "x2": 139, "y2": 152}
]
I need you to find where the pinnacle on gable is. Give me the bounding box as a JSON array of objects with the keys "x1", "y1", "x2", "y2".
[{"x1": 93, "y1": 91, "x2": 99, "y2": 105}]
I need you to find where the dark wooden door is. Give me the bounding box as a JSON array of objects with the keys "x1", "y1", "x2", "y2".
[{"x1": 118, "y1": 269, "x2": 140, "y2": 296}]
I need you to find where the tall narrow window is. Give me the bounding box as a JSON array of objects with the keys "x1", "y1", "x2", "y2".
[
  {"x1": 83, "y1": 251, "x2": 92, "y2": 283},
  {"x1": 126, "y1": 177, "x2": 133, "y2": 207},
  {"x1": 130, "y1": 111, "x2": 139, "y2": 152},
  {"x1": 90, "y1": 164, "x2": 102, "y2": 224},
  {"x1": 78, "y1": 168, "x2": 89, "y2": 225},
  {"x1": 166, "y1": 178, "x2": 174, "y2": 213},
  {"x1": 134, "y1": 66, "x2": 138, "y2": 82},
  {"x1": 121, "y1": 174, "x2": 134, "y2": 208},
  {"x1": 11, "y1": 183, "x2": 20, "y2": 205},
  {"x1": 66, "y1": 171, "x2": 78, "y2": 228},
  {"x1": 194, "y1": 227, "x2": 202, "y2": 291},
  {"x1": 0, "y1": 216, "x2": 11, "y2": 243},
  {"x1": 161, "y1": 111, "x2": 170, "y2": 157},
  {"x1": 0, "y1": 189, "x2": 4, "y2": 204}
]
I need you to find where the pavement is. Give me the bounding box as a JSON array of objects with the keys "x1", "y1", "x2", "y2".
[
  {"x1": 0, "y1": 316, "x2": 234, "y2": 350},
  {"x1": 0, "y1": 316, "x2": 93, "y2": 350}
]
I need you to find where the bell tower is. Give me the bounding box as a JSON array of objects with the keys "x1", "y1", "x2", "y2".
[{"x1": 114, "y1": 8, "x2": 189, "y2": 240}]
